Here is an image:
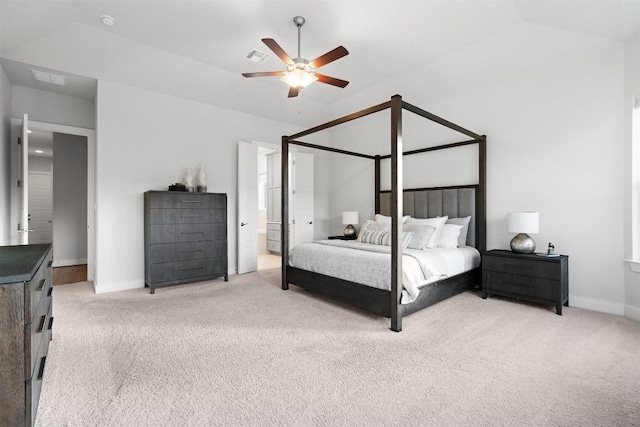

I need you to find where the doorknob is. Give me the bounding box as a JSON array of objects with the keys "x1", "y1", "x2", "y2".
[
  {"x1": 240, "y1": 222, "x2": 248, "y2": 227},
  {"x1": 307, "y1": 221, "x2": 313, "y2": 224}
]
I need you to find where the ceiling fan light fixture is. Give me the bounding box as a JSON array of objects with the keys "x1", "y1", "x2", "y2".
[{"x1": 280, "y1": 68, "x2": 318, "y2": 88}]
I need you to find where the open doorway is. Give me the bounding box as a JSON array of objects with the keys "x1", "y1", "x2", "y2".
[
  {"x1": 257, "y1": 146, "x2": 281, "y2": 270},
  {"x1": 27, "y1": 129, "x2": 88, "y2": 284}
]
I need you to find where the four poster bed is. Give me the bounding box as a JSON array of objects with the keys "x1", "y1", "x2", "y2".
[{"x1": 281, "y1": 95, "x2": 486, "y2": 332}]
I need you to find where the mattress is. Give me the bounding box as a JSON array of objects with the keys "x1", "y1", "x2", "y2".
[{"x1": 288, "y1": 240, "x2": 481, "y2": 304}]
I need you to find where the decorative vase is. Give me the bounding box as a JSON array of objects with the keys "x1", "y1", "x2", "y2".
[
  {"x1": 196, "y1": 164, "x2": 207, "y2": 192},
  {"x1": 185, "y1": 169, "x2": 194, "y2": 192}
]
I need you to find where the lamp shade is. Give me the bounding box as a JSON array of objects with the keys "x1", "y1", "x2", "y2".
[
  {"x1": 507, "y1": 212, "x2": 539, "y2": 234},
  {"x1": 342, "y1": 211, "x2": 359, "y2": 225}
]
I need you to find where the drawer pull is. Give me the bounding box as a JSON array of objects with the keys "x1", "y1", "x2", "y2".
[
  {"x1": 503, "y1": 262, "x2": 534, "y2": 270},
  {"x1": 36, "y1": 315, "x2": 47, "y2": 333},
  {"x1": 181, "y1": 232, "x2": 204, "y2": 235},
  {"x1": 181, "y1": 215, "x2": 203, "y2": 218},
  {"x1": 47, "y1": 287, "x2": 53, "y2": 297},
  {"x1": 181, "y1": 249, "x2": 203, "y2": 253},
  {"x1": 180, "y1": 200, "x2": 203, "y2": 203},
  {"x1": 37, "y1": 356, "x2": 47, "y2": 380},
  {"x1": 36, "y1": 278, "x2": 46, "y2": 291},
  {"x1": 503, "y1": 280, "x2": 535, "y2": 288},
  {"x1": 48, "y1": 260, "x2": 53, "y2": 268},
  {"x1": 48, "y1": 317, "x2": 54, "y2": 331},
  {"x1": 182, "y1": 267, "x2": 204, "y2": 272}
]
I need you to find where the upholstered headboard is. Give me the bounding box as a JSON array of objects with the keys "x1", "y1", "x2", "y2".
[{"x1": 378, "y1": 186, "x2": 478, "y2": 248}]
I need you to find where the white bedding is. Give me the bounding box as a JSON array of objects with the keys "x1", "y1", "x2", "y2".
[{"x1": 288, "y1": 240, "x2": 481, "y2": 304}]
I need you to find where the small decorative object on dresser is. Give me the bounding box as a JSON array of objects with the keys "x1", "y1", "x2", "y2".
[
  {"x1": 185, "y1": 169, "x2": 194, "y2": 192},
  {"x1": 196, "y1": 164, "x2": 207, "y2": 192},
  {"x1": 168, "y1": 182, "x2": 186, "y2": 192},
  {"x1": 482, "y1": 249, "x2": 569, "y2": 315},
  {"x1": 0, "y1": 244, "x2": 53, "y2": 427},
  {"x1": 144, "y1": 191, "x2": 228, "y2": 294}
]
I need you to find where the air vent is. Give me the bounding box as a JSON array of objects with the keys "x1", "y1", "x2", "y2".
[
  {"x1": 31, "y1": 70, "x2": 67, "y2": 86},
  {"x1": 246, "y1": 49, "x2": 270, "y2": 64}
]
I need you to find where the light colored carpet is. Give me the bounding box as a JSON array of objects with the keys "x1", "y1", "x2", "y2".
[{"x1": 36, "y1": 270, "x2": 640, "y2": 426}]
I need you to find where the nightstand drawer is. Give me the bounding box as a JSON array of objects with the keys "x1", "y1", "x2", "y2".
[
  {"x1": 483, "y1": 255, "x2": 560, "y2": 279},
  {"x1": 483, "y1": 271, "x2": 560, "y2": 301}
]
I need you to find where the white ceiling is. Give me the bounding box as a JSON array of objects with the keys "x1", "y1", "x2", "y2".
[{"x1": 1, "y1": 0, "x2": 639, "y2": 125}]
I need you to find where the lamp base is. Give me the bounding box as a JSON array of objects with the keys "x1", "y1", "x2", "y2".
[
  {"x1": 510, "y1": 233, "x2": 536, "y2": 254},
  {"x1": 344, "y1": 224, "x2": 356, "y2": 238}
]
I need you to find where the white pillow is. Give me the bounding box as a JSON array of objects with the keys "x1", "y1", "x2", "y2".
[
  {"x1": 437, "y1": 224, "x2": 463, "y2": 248},
  {"x1": 404, "y1": 224, "x2": 436, "y2": 250},
  {"x1": 447, "y1": 216, "x2": 471, "y2": 246},
  {"x1": 359, "y1": 229, "x2": 413, "y2": 248},
  {"x1": 356, "y1": 220, "x2": 390, "y2": 242},
  {"x1": 405, "y1": 216, "x2": 448, "y2": 248},
  {"x1": 374, "y1": 213, "x2": 410, "y2": 224}
]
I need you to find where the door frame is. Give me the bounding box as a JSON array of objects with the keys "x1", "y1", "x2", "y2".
[{"x1": 10, "y1": 118, "x2": 96, "y2": 281}]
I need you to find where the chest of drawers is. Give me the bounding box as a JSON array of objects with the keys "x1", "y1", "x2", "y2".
[
  {"x1": 0, "y1": 244, "x2": 53, "y2": 427},
  {"x1": 144, "y1": 191, "x2": 228, "y2": 294},
  {"x1": 481, "y1": 249, "x2": 569, "y2": 314}
]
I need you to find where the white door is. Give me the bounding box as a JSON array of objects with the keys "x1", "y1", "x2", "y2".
[
  {"x1": 292, "y1": 153, "x2": 314, "y2": 246},
  {"x1": 237, "y1": 141, "x2": 258, "y2": 274},
  {"x1": 18, "y1": 114, "x2": 29, "y2": 245},
  {"x1": 28, "y1": 172, "x2": 53, "y2": 244}
]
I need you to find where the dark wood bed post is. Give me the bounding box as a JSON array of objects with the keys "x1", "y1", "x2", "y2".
[
  {"x1": 375, "y1": 155, "x2": 381, "y2": 214},
  {"x1": 281, "y1": 135, "x2": 289, "y2": 290},
  {"x1": 390, "y1": 95, "x2": 403, "y2": 332},
  {"x1": 478, "y1": 135, "x2": 487, "y2": 253}
]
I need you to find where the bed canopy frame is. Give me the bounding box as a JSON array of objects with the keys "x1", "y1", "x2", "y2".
[{"x1": 281, "y1": 94, "x2": 486, "y2": 332}]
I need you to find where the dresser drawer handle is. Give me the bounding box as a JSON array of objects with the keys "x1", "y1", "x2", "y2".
[
  {"x1": 181, "y1": 249, "x2": 203, "y2": 253},
  {"x1": 182, "y1": 267, "x2": 204, "y2": 272},
  {"x1": 36, "y1": 278, "x2": 46, "y2": 291},
  {"x1": 47, "y1": 287, "x2": 53, "y2": 297},
  {"x1": 37, "y1": 356, "x2": 47, "y2": 381},
  {"x1": 503, "y1": 262, "x2": 534, "y2": 270},
  {"x1": 48, "y1": 260, "x2": 53, "y2": 268},
  {"x1": 503, "y1": 280, "x2": 535, "y2": 288},
  {"x1": 36, "y1": 315, "x2": 47, "y2": 333},
  {"x1": 181, "y1": 215, "x2": 203, "y2": 218},
  {"x1": 181, "y1": 232, "x2": 204, "y2": 235},
  {"x1": 48, "y1": 317, "x2": 54, "y2": 331},
  {"x1": 180, "y1": 200, "x2": 203, "y2": 203}
]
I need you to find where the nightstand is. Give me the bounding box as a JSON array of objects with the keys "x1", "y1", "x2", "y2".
[
  {"x1": 481, "y1": 250, "x2": 569, "y2": 315},
  {"x1": 328, "y1": 235, "x2": 357, "y2": 240}
]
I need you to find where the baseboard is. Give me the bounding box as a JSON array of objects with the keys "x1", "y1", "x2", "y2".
[
  {"x1": 53, "y1": 258, "x2": 88, "y2": 267},
  {"x1": 625, "y1": 304, "x2": 640, "y2": 322},
  {"x1": 569, "y1": 294, "x2": 625, "y2": 316},
  {"x1": 93, "y1": 280, "x2": 143, "y2": 294}
]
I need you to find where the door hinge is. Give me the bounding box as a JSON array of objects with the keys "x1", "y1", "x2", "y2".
[
  {"x1": 18, "y1": 137, "x2": 21, "y2": 145},
  {"x1": 17, "y1": 180, "x2": 21, "y2": 188},
  {"x1": 292, "y1": 189, "x2": 296, "y2": 195},
  {"x1": 292, "y1": 219, "x2": 296, "y2": 224}
]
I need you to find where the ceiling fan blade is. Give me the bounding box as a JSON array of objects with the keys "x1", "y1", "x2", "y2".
[
  {"x1": 288, "y1": 87, "x2": 299, "y2": 98},
  {"x1": 309, "y1": 46, "x2": 349, "y2": 69},
  {"x1": 242, "y1": 71, "x2": 286, "y2": 78},
  {"x1": 315, "y1": 73, "x2": 349, "y2": 88},
  {"x1": 262, "y1": 38, "x2": 294, "y2": 65}
]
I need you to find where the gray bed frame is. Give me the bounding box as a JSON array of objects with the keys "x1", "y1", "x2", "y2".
[{"x1": 281, "y1": 95, "x2": 486, "y2": 332}]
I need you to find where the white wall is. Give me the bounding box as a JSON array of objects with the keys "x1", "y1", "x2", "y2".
[
  {"x1": 53, "y1": 133, "x2": 88, "y2": 266},
  {"x1": 330, "y1": 46, "x2": 627, "y2": 315},
  {"x1": 0, "y1": 65, "x2": 12, "y2": 245},
  {"x1": 624, "y1": 31, "x2": 640, "y2": 321},
  {"x1": 94, "y1": 80, "x2": 330, "y2": 292},
  {"x1": 12, "y1": 85, "x2": 95, "y2": 129}
]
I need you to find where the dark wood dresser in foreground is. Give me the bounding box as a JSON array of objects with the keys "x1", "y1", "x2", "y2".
[
  {"x1": 144, "y1": 191, "x2": 228, "y2": 294},
  {"x1": 482, "y1": 249, "x2": 569, "y2": 315},
  {"x1": 0, "y1": 244, "x2": 53, "y2": 427}
]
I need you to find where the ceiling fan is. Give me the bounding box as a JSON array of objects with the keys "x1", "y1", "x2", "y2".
[{"x1": 242, "y1": 16, "x2": 349, "y2": 98}]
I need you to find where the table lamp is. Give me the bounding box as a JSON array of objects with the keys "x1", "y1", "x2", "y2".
[
  {"x1": 507, "y1": 211, "x2": 539, "y2": 254},
  {"x1": 342, "y1": 211, "x2": 359, "y2": 238}
]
